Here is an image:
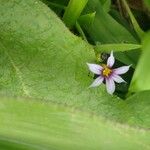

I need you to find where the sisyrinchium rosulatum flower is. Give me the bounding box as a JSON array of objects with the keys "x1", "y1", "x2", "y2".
[{"x1": 87, "y1": 51, "x2": 131, "y2": 95}]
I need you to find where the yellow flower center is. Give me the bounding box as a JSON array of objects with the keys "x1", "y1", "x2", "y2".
[{"x1": 102, "y1": 64, "x2": 112, "y2": 77}]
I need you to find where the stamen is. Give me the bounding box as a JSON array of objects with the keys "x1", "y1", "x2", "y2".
[{"x1": 102, "y1": 64, "x2": 112, "y2": 77}]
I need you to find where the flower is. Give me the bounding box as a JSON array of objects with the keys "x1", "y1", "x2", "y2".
[{"x1": 87, "y1": 51, "x2": 131, "y2": 95}]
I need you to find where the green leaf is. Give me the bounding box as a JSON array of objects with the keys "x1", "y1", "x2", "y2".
[
  {"x1": 125, "y1": 91, "x2": 150, "y2": 127},
  {"x1": 95, "y1": 43, "x2": 141, "y2": 52},
  {"x1": 79, "y1": 0, "x2": 140, "y2": 66},
  {"x1": 81, "y1": 0, "x2": 138, "y2": 44},
  {"x1": 130, "y1": 32, "x2": 150, "y2": 92},
  {"x1": 114, "y1": 50, "x2": 141, "y2": 68},
  {"x1": 0, "y1": 0, "x2": 114, "y2": 123},
  {"x1": 109, "y1": 9, "x2": 138, "y2": 39},
  {"x1": 0, "y1": 96, "x2": 149, "y2": 150}
]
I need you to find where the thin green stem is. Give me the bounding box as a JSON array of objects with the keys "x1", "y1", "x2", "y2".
[{"x1": 75, "y1": 22, "x2": 88, "y2": 42}]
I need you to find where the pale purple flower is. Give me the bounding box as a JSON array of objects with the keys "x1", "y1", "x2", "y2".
[{"x1": 87, "y1": 51, "x2": 131, "y2": 95}]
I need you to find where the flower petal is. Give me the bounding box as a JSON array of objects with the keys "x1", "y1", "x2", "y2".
[
  {"x1": 113, "y1": 65, "x2": 131, "y2": 75},
  {"x1": 111, "y1": 74, "x2": 125, "y2": 83},
  {"x1": 107, "y1": 51, "x2": 115, "y2": 68},
  {"x1": 89, "y1": 76, "x2": 104, "y2": 88},
  {"x1": 87, "y1": 63, "x2": 103, "y2": 75},
  {"x1": 106, "y1": 78, "x2": 115, "y2": 95}
]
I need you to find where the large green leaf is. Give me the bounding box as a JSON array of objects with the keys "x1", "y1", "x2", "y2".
[
  {"x1": 0, "y1": 96, "x2": 149, "y2": 150},
  {"x1": 0, "y1": 0, "x2": 110, "y2": 121},
  {"x1": 0, "y1": 0, "x2": 94, "y2": 97},
  {"x1": 0, "y1": 0, "x2": 149, "y2": 134}
]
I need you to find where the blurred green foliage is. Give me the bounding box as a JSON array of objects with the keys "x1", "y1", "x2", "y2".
[{"x1": 0, "y1": 0, "x2": 150, "y2": 149}]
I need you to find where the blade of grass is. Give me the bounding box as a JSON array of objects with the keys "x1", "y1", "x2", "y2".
[
  {"x1": 95, "y1": 43, "x2": 141, "y2": 52},
  {"x1": 62, "y1": 0, "x2": 88, "y2": 28},
  {"x1": 121, "y1": 0, "x2": 145, "y2": 39},
  {"x1": 75, "y1": 22, "x2": 88, "y2": 42},
  {"x1": 78, "y1": 12, "x2": 96, "y2": 27}
]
